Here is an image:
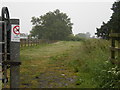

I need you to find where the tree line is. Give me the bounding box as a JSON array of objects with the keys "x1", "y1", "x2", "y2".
[
  {"x1": 30, "y1": 9, "x2": 91, "y2": 41},
  {"x1": 30, "y1": 1, "x2": 120, "y2": 40},
  {"x1": 95, "y1": 1, "x2": 120, "y2": 39}
]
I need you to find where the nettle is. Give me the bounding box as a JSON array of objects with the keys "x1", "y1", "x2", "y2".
[{"x1": 100, "y1": 65, "x2": 120, "y2": 88}]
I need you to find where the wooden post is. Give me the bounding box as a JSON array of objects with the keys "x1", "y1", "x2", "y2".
[
  {"x1": 21, "y1": 39, "x2": 23, "y2": 47},
  {"x1": 118, "y1": 40, "x2": 120, "y2": 64},
  {"x1": 37, "y1": 39, "x2": 39, "y2": 45},
  {"x1": 28, "y1": 36, "x2": 29, "y2": 47},
  {"x1": 31, "y1": 38, "x2": 33, "y2": 46},
  {"x1": 110, "y1": 31, "x2": 120, "y2": 65},
  {"x1": 39, "y1": 39, "x2": 40, "y2": 45},
  {"x1": 23, "y1": 40, "x2": 24, "y2": 47},
  {"x1": 111, "y1": 38, "x2": 115, "y2": 60},
  {"x1": 10, "y1": 19, "x2": 21, "y2": 88},
  {"x1": 24, "y1": 39, "x2": 26, "y2": 47},
  {"x1": 36, "y1": 39, "x2": 37, "y2": 46},
  {"x1": 33, "y1": 39, "x2": 34, "y2": 46}
]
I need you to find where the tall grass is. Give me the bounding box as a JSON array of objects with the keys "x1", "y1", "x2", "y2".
[
  {"x1": 19, "y1": 39, "x2": 120, "y2": 88},
  {"x1": 68, "y1": 39, "x2": 120, "y2": 88}
]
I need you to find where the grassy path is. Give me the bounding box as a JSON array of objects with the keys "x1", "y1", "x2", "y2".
[{"x1": 20, "y1": 41, "x2": 81, "y2": 88}]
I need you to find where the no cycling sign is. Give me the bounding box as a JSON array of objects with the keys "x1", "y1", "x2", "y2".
[{"x1": 11, "y1": 25, "x2": 20, "y2": 42}]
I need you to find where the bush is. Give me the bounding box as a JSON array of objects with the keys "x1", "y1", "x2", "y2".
[
  {"x1": 95, "y1": 63, "x2": 120, "y2": 88},
  {"x1": 82, "y1": 39, "x2": 120, "y2": 88},
  {"x1": 69, "y1": 39, "x2": 120, "y2": 88},
  {"x1": 66, "y1": 35, "x2": 86, "y2": 41}
]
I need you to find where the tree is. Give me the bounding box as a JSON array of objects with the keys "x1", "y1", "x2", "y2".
[
  {"x1": 75, "y1": 32, "x2": 91, "y2": 38},
  {"x1": 96, "y1": 22, "x2": 110, "y2": 39},
  {"x1": 96, "y1": 1, "x2": 120, "y2": 39},
  {"x1": 110, "y1": 1, "x2": 120, "y2": 33},
  {"x1": 30, "y1": 9, "x2": 73, "y2": 40}
]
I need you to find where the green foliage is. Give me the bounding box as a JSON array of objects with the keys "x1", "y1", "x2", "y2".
[
  {"x1": 30, "y1": 9, "x2": 73, "y2": 40},
  {"x1": 111, "y1": 1, "x2": 120, "y2": 33},
  {"x1": 96, "y1": 65, "x2": 120, "y2": 88},
  {"x1": 83, "y1": 39, "x2": 120, "y2": 88},
  {"x1": 66, "y1": 34, "x2": 85, "y2": 41},
  {"x1": 20, "y1": 39, "x2": 120, "y2": 88},
  {"x1": 96, "y1": 1, "x2": 120, "y2": 39},
  {"x1": 75, "y1": 32, "x2": 91, "y2": 39},
  {"x1": 96, "y1": 22, "x2": 110, "y2": 39},
  {"x1": 69, "y1": 39, "x2": 120, "y2": 88},
  {"x1": 65, "y1": 34, "x2": 90, "y2": 41},
  {"x1": 20, "y1": 41, "x2": 81, "y2": 88}
]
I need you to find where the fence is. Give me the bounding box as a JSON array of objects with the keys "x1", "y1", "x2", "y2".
[
  {"x1": 20, "y1": 39, "x2": 56, "y2": 47},
  {"x1": 109, "y1": 31, "x2": 120, "y2": 65}
]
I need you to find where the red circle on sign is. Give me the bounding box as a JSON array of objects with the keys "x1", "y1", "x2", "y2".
[{"x1": 13, "y1": 26, "x2": 20, "y2": 35}]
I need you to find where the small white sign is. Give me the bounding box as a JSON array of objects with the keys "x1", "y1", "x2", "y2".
[{"x1": 11, "y1": 25, "x2": 20, "y2": 42}]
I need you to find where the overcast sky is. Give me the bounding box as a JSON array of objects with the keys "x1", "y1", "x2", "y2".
[{"x1": 0, "y1": 0, "x2": 117, "y2": 36}]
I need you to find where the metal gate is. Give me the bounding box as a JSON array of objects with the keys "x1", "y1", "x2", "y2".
[{"x1": 0, "y1": 7, "x2": 21, "y2": 88}]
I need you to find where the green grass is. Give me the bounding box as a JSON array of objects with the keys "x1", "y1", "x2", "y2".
[
  {"x1": 67, "y1": 39, "x2": 110, "y2": 88},
  {"x1": 20, "y1": 41, "x2": 81, "y2": 88},
  {"x1": 19, "y1": 39, "x2": 119, "y2": 88}
]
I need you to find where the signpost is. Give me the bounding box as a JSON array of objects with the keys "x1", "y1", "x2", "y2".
[
  {"x1": 11, "y1": 25, "x2": 20, "y2": 42},
  {"x1": 10, "y1": 19, "x2": 21, "y2": 88}
]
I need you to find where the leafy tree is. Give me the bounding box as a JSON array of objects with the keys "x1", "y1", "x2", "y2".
[
  {"x1": 75, "y1": 32, "x2": 91, "y2": 38},
  {"x1": 96, "y1": 22, "x2": 110, "y2": 39},
  {"x1": 110, "y1": 1, "x2": 120, "y2": 33},
  {"x1": 30, "y1": 9, "x2": 73, "y2": 40},
  {"x1": 96, "y1": 1, "x2": 120, "y2": 39}
]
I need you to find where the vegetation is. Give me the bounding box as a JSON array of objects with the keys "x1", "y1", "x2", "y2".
[
  {"x1": 68, "y1": 39, "x2": 120, "y2": 88},
  {"x1": 20, "y1": 41, "x2": 81, "y2": 88},
  {"x1": 19, "y1": 1, "x2": 120, "y2": 88},
  {"x1": 20, "y1": 39, "x2": 120, "y2": 88},
  {"x1": 96, "y1": 1, "x2": 120, "y2": 39},
  {"x1": 30, "y1": 9, "x2": 73, "y2": 40},
  {"x1": 75, "y1": 32, "x2": 91, "y2": 39}
]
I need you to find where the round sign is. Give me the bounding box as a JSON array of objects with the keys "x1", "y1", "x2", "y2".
[{"x1": 13, "y1": 26, "x2": 20, "y2": 35}]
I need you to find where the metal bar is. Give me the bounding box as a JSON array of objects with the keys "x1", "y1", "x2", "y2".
[
  {"x1": 0, "y1": 53, "x2": 10, "y2": 55},
  {"x1": 3, "y1": 22, "x2": 7, "y2": 88},
  {"x1": 0, "y1": 42, "x2": 5, "y2": 44},
  {"x1": 3, "y1": 61, "x2": 21, "y2": 65},
  {"x1": 0, "y1": 21, "x2": 4, "y2": 23}
]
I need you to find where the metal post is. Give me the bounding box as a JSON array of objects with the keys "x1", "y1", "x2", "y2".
[
  {"x1": 0, "y1": 21, "x2": 3, "y2": 67},
  {"x1": 3, "y1": 21, "x2": 8, "y2": 88},
  {"x1": 0, "y1": 20, "x2": 3, "y2": 90}
]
